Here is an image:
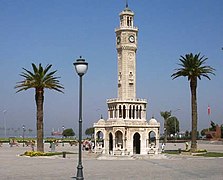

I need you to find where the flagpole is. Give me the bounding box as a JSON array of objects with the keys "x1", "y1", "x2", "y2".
[{"x1": 208, "y1": 105, "x2": 211, "y2": 131}]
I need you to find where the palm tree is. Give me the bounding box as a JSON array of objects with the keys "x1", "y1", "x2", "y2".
[
  {"x1": 160, "y1": 111, "x2": 172, "y2": 144},
  {"x1": 166, "y1": 116, "x2": 179, "y2": 136},
  {"x1": 15, "y1": 63, "x2": 64, "y2": 152},
  {"x1": 171, "y1": 53, "x2": 215, "y2": 152}
]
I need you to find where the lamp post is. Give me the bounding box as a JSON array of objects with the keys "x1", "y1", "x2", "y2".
[
  {"x1": 73, "y1": 56, "x2": 88, "y2": 180},
  {"x1": 3, "y1": 110, "x2": 7, "y2": 138},
  {"x1": 22, "y1": 125, "x2": 25, "y2": 147},
  {"x1": 62, "y1": 125, "x2": 65, "y2": 146},
  {"x1": 171, "y1": 109, "x2": 180, "y2": 145}
]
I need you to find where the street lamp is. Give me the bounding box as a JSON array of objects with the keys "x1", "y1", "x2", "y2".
[
  {"x1": 62, "y1": 125, "x2": 65, "y2": 146},
  {"x1": 173, "y1": 109, "x2": 180, "y2": 136},
  {"x1": 22, "y1": 125, "x2": 25, "y2": 147},
  {"x1": 171, "y1": 109, "x2": 180, "y2": 145},
  {"x1": 73, "y1": 56, "x2": 88, "y2": 180},
  {"x1": 3, "y1": 110, "x2": 7, "y2": 138}
]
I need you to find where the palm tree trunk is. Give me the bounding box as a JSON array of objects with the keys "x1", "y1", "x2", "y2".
[
  {"x1": 190, "y1": 78, "x2": 197, "y2": 152},
  {"x1": 35, "y1": 89, "x2": 44, "y2": 152}
]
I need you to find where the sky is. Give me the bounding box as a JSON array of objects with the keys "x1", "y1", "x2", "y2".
[{"x1": 0, "y1": 0, "x2": 222, "y2": 137}]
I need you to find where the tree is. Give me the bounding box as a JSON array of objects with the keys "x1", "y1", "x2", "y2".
[
  {"x1": 15, "y1": 63, "x2": 64, "y2": 152},
  {"x1": 171, "y1": 53, "x2": 215, "y2": 152},
  {"x1": 85, "y1": 127, "x2": 94, "y2": 138},
  {"x1": 201, "y1": 128, "x2": 208, "y2": 136},
  {"x1": 166, "y1": 116, "x2": 179, "y2": 136},
  {"x1": 62, "y1": 128, "x2": 75, "y2": 137},
  {"x1": 160, "y1": 111, "x2": 172, "y2": 144},
  {"x1": 201, "y1": 121, "x2": 217, "y2": 137},
  {"x1": 210, "y1": 121, "x2": 216, "y2": 131},
  {"x1": 185, "y1": 130, "x2": 190, "y2": 138}
]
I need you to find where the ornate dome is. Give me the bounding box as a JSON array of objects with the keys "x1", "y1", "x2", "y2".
[
  {"x1": 149, "y1": 117, "x2": 158, "y2": 125},
  {"x1": 97, "y1": 118, "x2": 105, "y2": 124}
]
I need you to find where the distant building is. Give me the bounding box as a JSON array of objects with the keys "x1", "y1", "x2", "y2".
[
  {"x1": 205, "y1": 125, "x2": 221, "y2": 139},
  {"x1": 51, "y1": 128, "x2": 62, "y2": 136},
  {"x1": 94, "y1": 4, "x2": 160, "y2": 155}
]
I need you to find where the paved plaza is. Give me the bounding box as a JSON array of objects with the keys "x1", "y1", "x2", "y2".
[{"x1": 0, "y1": 141, "x2": 223, "y2": 180}]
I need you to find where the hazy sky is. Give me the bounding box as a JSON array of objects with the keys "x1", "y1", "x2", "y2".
[{"x1": 0, "y1": 0, "x2": 222, "y2": 136}]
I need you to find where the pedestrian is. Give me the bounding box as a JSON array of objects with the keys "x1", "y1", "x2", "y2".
[
  {"x1": 31, "y1": 140, "x2": 35, "y2": 151},
  {"x1": 185, "y1": 142, "x2": 189, "y2": 151},
  {"x1": 161, "y1": 143, "x2": 165, "y2": 152},
  {"x1": 91, "y1": 141, "x2": 95, "y2": 149}
]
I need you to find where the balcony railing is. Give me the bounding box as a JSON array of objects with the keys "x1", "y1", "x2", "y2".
[
  {"x1": 107, "y1": 98, "x2": 147, "y2": 103},
  {"x1": 115, "y1": 26, "x2": 138, "y2": 32}
]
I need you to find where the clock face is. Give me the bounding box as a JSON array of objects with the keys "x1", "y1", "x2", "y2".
[
  {"x1": 117, "y1": 36, "x2": 121, "y2": 44},
  {"x1": 129, "y1": 35, "x2": 135, "y2": 43}
]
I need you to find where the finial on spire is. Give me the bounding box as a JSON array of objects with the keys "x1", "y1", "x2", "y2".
[{"x1": 126, "y1": 0, "x2": 128, "y2": 8}]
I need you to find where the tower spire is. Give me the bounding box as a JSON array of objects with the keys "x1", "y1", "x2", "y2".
[{"x1": 126, "y1": 0, "x2": 128, "y2": 8}]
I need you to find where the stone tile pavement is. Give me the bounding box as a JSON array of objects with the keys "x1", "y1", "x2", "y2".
[{"x1": 0, "y1": 141, "x2": 222, "y2": 180}]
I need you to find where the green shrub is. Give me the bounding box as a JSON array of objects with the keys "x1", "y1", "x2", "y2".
[
  {"x1": 24, "y1": 151, "x2": 45, "y2": 157},
  {"x1": 195, "y1": 152, "x2": 223, "y2": 157},
  {"x1": 194, "y1": 149, "x2": 207, "y2": 153}
]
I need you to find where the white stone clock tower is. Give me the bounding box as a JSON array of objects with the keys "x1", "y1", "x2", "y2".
[
  {"x1": 115, "y1": 5, "x2": 138, "y2": 100},
  {"x1": 94, "y1": 4, "x2": 160, "y2": 156}
]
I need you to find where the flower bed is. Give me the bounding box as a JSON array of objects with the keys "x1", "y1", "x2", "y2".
[{"x1": 22, "y1": 151, "x2": 62, "y2": 157}]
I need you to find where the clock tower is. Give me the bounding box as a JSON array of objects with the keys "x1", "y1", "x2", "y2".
[
  {"x1": 115, "y1": 4, "x2": 138, "y2": 99},
  {"x1": 94, "y1": 4, "x2": 160, "y2": 156},
  {"x1": 106, "y1": 4, "x2": 147, "y2": 122}
]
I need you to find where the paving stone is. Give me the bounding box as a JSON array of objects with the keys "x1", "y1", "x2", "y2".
[{"x1": 0, "y1": 141, "x2": 222, "y2": 179}]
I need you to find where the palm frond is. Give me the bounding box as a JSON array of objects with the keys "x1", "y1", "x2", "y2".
[
  {"x1": 31, "y1": 63, "x2": 37, "y2": 73},
  {"x1": 15, "y1": 63, "x2": 64, "y2": 93},
  {"x1": 22, "y1": 68, "x2": 35, "y2": 77},
  {"x1": 43, "y1": 64, "x2": 52, "y2": 74},
  {"x1": 171, "y1": 53, "x2": 215, "y2": 81}
]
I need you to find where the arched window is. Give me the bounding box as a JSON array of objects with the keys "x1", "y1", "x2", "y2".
[
  {"x1": 139, "y1": 106, "x2": 142, "y2": 119},
  {"x1": 149, "y1": 131, "x2": 156, "y2": 145},
  {"x1": 127, "y1": 16, "x2": 130, "y2": 26},
  {"x1": 96, "y1": 131, "x2": 104, "y2": 148},
  {"x1": 115, "y1": 130, "x2": 123, "y2": 149},
  {"x1": 133, "y1": 105, "x2": 135, "y2": 119},
  {"x1": 129, "y1": 105, "x2": 132, "y2": 119},
  {"x1": 119, "y1": 105, "x2": 122, "y2": 118},
  {"x1": 129, "y1": 17, "x2": 132, "y2": 27}
]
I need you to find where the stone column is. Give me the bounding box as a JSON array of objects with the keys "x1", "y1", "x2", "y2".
[
  {"x1": 103, "y1": 131, "x2": 107, "y2": 154},
  {"x1": 126, "y1": 106, "x2": 129, "y2": 119},
  {"x1": 117, "y1": 104, "x2": 120, "y2": 118},
  {"x1": 94, "y1": 130, "x2": 97, "y2": 153}
]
